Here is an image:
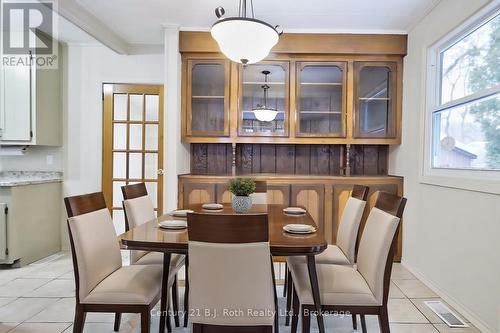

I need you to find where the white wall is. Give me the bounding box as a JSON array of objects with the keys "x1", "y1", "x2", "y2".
[
  {"x1": 390, "y1": 0, "x2": 500, "y2": 332},
  {"x1": 62, "y1": 44, "x2": 166, "y2": 247}
]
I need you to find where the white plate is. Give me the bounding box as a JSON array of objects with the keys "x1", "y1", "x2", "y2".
[
  {"x1": 283, "y1": 224, "x2": 316, "y2": 234},
  {"x1": 283, "y1": 207, "x2": 307, "y2": 215},
  {"x1": 159, "y1": 220, "x2": 187, "y2": 229},
  {"x1": 202, "y1": 203, "x2": 224, "y2": 210},
  {"x1": 170, "y1": 209, "x2": 194, "y2": 217}
]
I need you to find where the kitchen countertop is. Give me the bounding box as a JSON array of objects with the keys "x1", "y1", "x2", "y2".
[{"x1": 0, "y1": 171, "x2": 63, "y2": 186}]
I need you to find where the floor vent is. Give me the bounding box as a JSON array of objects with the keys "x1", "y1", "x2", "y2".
[{"x1": 424, "y1": 300, "x2": 468, "y2": 328}]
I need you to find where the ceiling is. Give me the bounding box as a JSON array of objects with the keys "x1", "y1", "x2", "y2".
[{"x1": 75, "y1": 0, "x2": 440, "y2": 45}]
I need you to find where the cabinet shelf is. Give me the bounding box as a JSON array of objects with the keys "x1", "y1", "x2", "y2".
[
  {"x1": 243, "y1": 81, "x2": 285, "y2": 85},
  {"x1": 358, "y1": 97, "x2": 390, "y2": 101},
  {"x1": 191, "y1": 95, "x2": 225, "y2": 99},
  {"x1": 300, "y1": 82, "x2": 342, "y2": 86},
  {"x1": 299, "y1": 111, "x2": 342, "y2": 114}
]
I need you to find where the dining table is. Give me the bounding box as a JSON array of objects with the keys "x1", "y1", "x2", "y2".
[{"x1": 119, "y1": 203, "x2": 328, "y2": 333}]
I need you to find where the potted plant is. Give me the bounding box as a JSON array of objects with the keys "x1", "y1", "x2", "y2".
[{"x1": 229, "y1": 178, "x2": 256, "y2": 213}]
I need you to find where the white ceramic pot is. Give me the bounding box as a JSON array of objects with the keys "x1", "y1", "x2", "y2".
[{"x1": 232, "y1": 195, "x2": 252, "y2": 213}]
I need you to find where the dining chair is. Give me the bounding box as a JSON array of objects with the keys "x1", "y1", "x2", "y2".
[
  {"x1": 250, "y1": 180, "x2": 268, "y2": 204},
  {"x1": 187, "y1": 212, "x2": 278, "y2": 333},
  {"x1": 284, "y1": 184, "x2": 369, "y2": 326},
  {"x1": 64, "y1": 192, "x2": 172, "y2": 333},
  {"x1": 288, "y1": 191, "x2": 407, "y2": 333},
  {"x1": 121, "y1": 183, "x2": 186, "y2": 327}
]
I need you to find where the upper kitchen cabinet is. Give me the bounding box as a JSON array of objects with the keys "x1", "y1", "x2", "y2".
[
  {"x1": 296, "y1": 62, "x2": 346, "y2": 137},
  {"x1": 0, "y1": 47, "x2": 61, "y2": 146},
  {"x1": 180, "y1": 32, "x2": 406, "y2": 144},
  {"x1": 184, "y1": 58, "x2": 230, "y2": 137},
  {"x1": 353, "y1": 62, "x2": 399, "y2": 139},
  {"x1": 239, "y1": 61, "x2": 289, "y2": 137}
]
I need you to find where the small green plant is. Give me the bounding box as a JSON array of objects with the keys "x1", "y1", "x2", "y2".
[{"x1": 229, "y1": 178, "x2": 256, "y2": 197}]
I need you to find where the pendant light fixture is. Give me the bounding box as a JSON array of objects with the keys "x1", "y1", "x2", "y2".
[
  {"x1": 211, "y1": 0, "x2": 282, "y2": 65},
  {"x1": 252, "y1": 70, "x2": 278, "y2": 122}
]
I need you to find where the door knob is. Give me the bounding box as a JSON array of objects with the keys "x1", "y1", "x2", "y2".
[{"x1": 157, "y1": 169, "x2": 164, "y2": 175}]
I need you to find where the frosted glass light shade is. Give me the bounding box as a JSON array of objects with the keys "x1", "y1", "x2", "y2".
[
  {"x1": 211, "y1": 18, "x2": 279, "y2": 64},
  {"x1": 253, "y1": 108, "x2": 278, "y2": 122}
]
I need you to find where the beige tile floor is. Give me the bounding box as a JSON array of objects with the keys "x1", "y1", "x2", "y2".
[{"x1": 0, "y1": 252, "x2": 479, "y2": 333}]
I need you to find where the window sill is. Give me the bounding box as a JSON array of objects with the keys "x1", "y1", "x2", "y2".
[{"x1": 419, "y1": 172, "x2": 500, "y2": 195}]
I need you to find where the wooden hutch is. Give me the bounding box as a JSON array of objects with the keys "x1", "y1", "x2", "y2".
[{"x1": 178, "y1": 32, "x2": 406, "y2": 261}]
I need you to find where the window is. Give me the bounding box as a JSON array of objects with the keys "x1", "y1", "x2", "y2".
[{"x1": 430, "y1": 9, "x2": 500, "y2": 171}]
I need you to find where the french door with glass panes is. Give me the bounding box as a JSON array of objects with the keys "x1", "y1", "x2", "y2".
[{"x1": 102, "y1": 84, "x2": 164, "y2": 234}]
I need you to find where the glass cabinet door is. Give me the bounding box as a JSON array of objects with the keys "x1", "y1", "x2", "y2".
[
  {"x1": 239, "y1": 62, "x2": 289, "y2": 136},
  {"x1": 354, "y1": 62, "x2": 397, "y2": 138},
  {"x1": 296, "y1": 62, "x2": 346, "y2": 137},
  {"x1": 187, "y1": 60, "x2": 230, "y2": 136}
]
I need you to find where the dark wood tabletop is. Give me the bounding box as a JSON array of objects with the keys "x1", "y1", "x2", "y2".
[{"x1": 119, "y1": 203, "x2": 327, "y2": 256}]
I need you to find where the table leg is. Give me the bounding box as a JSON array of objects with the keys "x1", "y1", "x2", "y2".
[
  {"x1": 159, "y1": 253, "x2": 172, "y2": 333},
  {"x1": 306, "y1": 255, "x2": 325, "y2": 333}
]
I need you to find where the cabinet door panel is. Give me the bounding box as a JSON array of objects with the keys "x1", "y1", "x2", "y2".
[
  {"x1": 183, "y1": 183, "x2": 216, "y2": 207},
  {"x1": 267, "y1": 184, "x2": 290, "y2": 206},
  {"x1": 186, "y1": 60, "x2": 230, "y2": 137},
  {"x1": 1, "y1": 65, "x2": 32, "y2": 141},
  {"x1": 239, "y1": 62, "x2": 289, "y2": 137},
  {"x1": 296, "y1": 62, "x2": 347, "y2": 137},
  {"x1": 354, "y1": 62, "x2": 397, "y2": 138},
  {"x1": 291, "y1": 184, "x2": 325, "y2": 229}
]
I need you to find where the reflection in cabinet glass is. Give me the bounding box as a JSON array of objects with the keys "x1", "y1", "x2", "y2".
[
  {"x1": 296, "y1": 62, "x2": 346, "y2": 137},
  {"x1": 187, "y1": 60, "x2": 230, "y2": 136},
  {"x1": 239, "y1": 62, "x2": 289, "y2": 136},
  {"x1": 354, "y1": 62, "x2": 397, "y2": 138}
]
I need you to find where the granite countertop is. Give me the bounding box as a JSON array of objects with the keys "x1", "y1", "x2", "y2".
[{"x1": 0, "y1": 171, "x2": 63, "y2": 186}]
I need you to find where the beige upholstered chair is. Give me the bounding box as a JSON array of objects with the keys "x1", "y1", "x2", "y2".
[
  {"x1": 64, "y1": 192, "x2": 174, "y2": 333},
  {"x1": 121, "y1": 183, "x2": 186, "y2": 327},
  {"x1": 288, "y1": 192, "x2": 407, "y2": 333},
  {"x1": 187, "y1": 212, "x2": 277, "y2": 333},
  {"x1": 284, "y1": 185, "x2": 368, "y2": 326},
  {"x1": 250, "y1": 181, "x2": 268, "y2": 205}
]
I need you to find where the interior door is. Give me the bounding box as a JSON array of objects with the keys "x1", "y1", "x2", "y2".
[{"x1": 102, "y1": 84, "x2": 164, "y2": 234}]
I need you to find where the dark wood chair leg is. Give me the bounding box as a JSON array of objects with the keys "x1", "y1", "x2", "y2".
[
  {"x1": 285, "y1": 269, "x2": 293, "y2": 326},
  {"x1": 113, "y1": 313, "x2": 121, "y2": 332},
  {"x1": 361, "y1": 314, "x2": 368, "y2": 333},
  {"x1": 352, "y1": 314, "x2": 357, "y2": 330},
  {"x1": 283, "y1": 262, "x2": 288, "y2": 297},
  {"x1": 73, "y1": 305, "x2": 86, "y2": 333},
  {"x1": 159, "y1": 253, "x2": 171, "y2": 333},
  {"x1": 306, "y1": 255, "x2": 325, "y2": 333},
  {"x1": 290, "y1": 284, "x2": 299, "y2": 333},
  {"x1": 379, "y1": 307, "x2": 390, "y2": 333},
  {"x1": 183, "y1": 257, "x2": 189, "y2": 328},
  {"x1": 301, "y1": 305, "x2": 311, "y2": 333},
  {"x1": 172, "y1": 274, "x2": 180, "y2": 327},
  {"x1": 141, "y1": 309, "x2": 150, "y2": 333},
  {"x1": 166, "y1": 311, "x2": 172, "y2": 333}
]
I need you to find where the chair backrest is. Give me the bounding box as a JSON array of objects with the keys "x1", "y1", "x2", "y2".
[
  {"x1": 187, "y1": 212, "x2": 275, "y2": 327},
  {"x1": 121, "y1": 182, "x2": 148, "y2": 201},
  {"x1": 250, "y1": 180, "x2": 268, "y2": 205},
  {"x1": 121, "y1": 183, "x2": 155, "y2": 230},
  {"x1": 356, "y1": 191, "x2": 407, "y2": 306},
  {"x1": 336, "y1": 185, "x2": 369, "y2": 263},
  {"x1": 64, "y1": 192, "x2": 122, "y2": 303},
  {"x1": 121, "y1": 183, "x2": 155, "y2": 264}
]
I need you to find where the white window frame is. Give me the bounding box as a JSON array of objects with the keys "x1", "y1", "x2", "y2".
[{"x1": 422, "y1": 1, "x2": 500, "y2": 194}]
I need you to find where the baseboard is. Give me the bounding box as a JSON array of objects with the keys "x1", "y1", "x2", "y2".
[{"x1": 401, "y1": 260, "x2": 497, "y2": 333}]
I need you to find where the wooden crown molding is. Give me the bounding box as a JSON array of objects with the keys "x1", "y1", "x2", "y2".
[{"x1": 179, "y1": 31, "x2": 407, "y2": 56}]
